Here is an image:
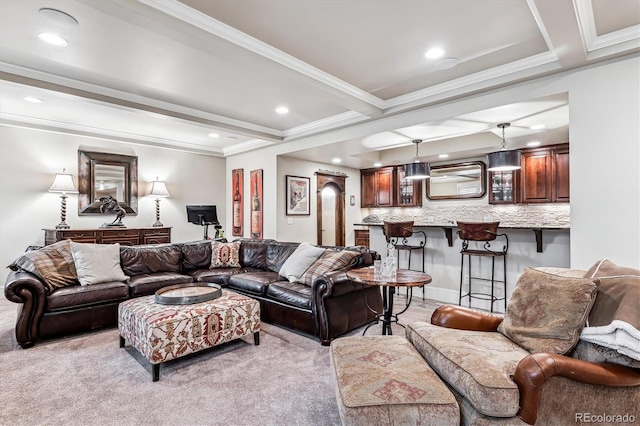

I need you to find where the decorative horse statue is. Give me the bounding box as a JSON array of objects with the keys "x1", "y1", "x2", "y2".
[{"x1": 99, "y1": 195, "x2": 126, "y2": 226}]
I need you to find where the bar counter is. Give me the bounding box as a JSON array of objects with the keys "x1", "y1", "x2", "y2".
[{"x1": 354, "y1": 222, "x2": 569, "y2": 253}]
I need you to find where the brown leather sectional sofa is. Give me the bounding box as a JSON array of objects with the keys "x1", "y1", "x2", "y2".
[{"x1": 5, "y1": 239, "x2": 382, "y2": 348}]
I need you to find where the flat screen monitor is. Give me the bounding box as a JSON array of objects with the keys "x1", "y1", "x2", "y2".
[{"x1": 186, "y1": 205, "x2": 219, "y2": 226}]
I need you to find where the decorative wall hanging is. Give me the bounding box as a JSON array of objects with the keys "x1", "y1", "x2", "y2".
[
  {"x1": 232, "y1": 169, "x2": 244, "y2": 236},
  {"x1": 286, "y1": 175, "x2": 310, "y2": 216},
  {"x1": 250, "y1": 169, "x2": 263, "y2": 239}
]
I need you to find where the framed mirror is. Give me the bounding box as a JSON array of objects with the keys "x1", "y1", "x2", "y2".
[
  {"x1": 426, "y1": 161, "x2": 486, "y2": 200},
  {"x1": 78, "y1": 150, "x2": 138, "y2": 215}
]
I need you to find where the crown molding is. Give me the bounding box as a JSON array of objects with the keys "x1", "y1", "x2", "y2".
[{"x1": 140, "y1": 0, "x2": 385, "y2": 112}]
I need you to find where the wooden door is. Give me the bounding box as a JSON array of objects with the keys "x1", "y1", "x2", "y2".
[
  {"x1": 553, "y1": 147, "x2": 570, "y2": 202},
  {"x1": 521, "y1": 149, "x2": 553, "y2": 203},
  {"x1": 360, "y1": 171, "x2": 377, "y2": 207},
  {"x1": 316, "y1": 173, "x2": 346, "y2": 247},
  {"x1": 376, "y1": 167, "x2": 394, "y2": 207}
]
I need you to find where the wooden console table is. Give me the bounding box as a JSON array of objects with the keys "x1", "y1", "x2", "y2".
[{"x1": 44, "y1": 227, "x2": 171, "y2": 246}]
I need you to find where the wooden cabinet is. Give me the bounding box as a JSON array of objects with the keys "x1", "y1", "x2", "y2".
[
  {"x1": 361, "y1": 167, "x2": 394, "y2": 207},
  {"x1": 395, "y1": 165, "x2": 422, "y2": 207},
  {"x1": 553, "y1": 146, "x2": 570, "y2": 202},
  {"x1": 354, "y1": 229, "x2": 370, "y2": 247},
  {"x1": 489, "y1": 170, "x2": 519, "y2": 204},
  {"x1": 361, "y1": 166, "x2": 421, "y2": 208},
  {"x1": 44, "y1": 227, "x2": 171, "y2": 246},
  {"x1": 520, "y1": 143, "x2": 569, "y2": 203}
]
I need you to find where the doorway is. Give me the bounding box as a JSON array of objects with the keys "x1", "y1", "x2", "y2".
[{"x1": 316, "y1": 172, "x2": 346, "y2": 247}]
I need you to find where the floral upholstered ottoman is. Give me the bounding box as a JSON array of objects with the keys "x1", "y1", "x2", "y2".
[
  {"x1": 330, "y1": 335, "x2": 459, "y2": 426},
  {"x1": 118, "y1": 290, "x2": 260, "y2": 381}
]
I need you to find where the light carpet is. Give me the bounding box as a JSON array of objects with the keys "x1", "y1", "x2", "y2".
[{"x1": 0, "y1": 293, "x2": 441, "y2": 426}]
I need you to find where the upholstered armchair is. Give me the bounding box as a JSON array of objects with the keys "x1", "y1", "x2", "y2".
[{"x1": 406, "y1": 263, "x2": 640, "y2": 425}]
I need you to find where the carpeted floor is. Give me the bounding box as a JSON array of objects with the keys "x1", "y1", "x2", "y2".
[{"x1": 0, "y1": 292, "x2": 441, "y2": 426}]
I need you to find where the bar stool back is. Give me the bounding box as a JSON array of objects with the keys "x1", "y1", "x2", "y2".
[
  {"x1": 383, "y1": 221, "x2": 427, "y2": 272},
  {"x1": 383, "y1": 221, "x2": 427, "y2": 299},
  {"x1": 457, "y1": 221, "x2": 508, "y2": 312}
]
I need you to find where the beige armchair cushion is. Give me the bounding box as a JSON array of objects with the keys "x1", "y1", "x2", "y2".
[
  {"x1": 407, "y1": 321, "x2": 529, "y2": 418},
  {"x1": 498, "y1": 267, "x2": 599, "y2": 354}
]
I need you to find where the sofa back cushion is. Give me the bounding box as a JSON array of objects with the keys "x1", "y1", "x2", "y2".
[
  {"x1": 577, "y1": 259, "x2": 640, "y2": 363},
  {"x1": 70, "y1": 242, "x2": 128, "y2": 285},
  {"x1": 278, "y1": 242, "x2": 326, "y2": 282},
  {"x1": 8, "y1": 240, "x2": 78, "y2": 293},
  {"x1": 266, "y1": 241, "x2": 300, "y2": 273},
  {"x1": 239, "y1": 239, "x2": 272, "y2": 269},
  {"x1": 120, "y1": 244, "x2": 182, "y2": 276},
  {"x1": 180, "y1": 240, "x2": 212, "y2": 272},
  {"x1": 211, "y1": 241, "x2": 241, "y2": 268},
  {"x1": 301, "y1": 250, "x2": 360, "y2": 286},
  {"x1": 498, "y1": 267, "x2": 599, "y2": 354}
]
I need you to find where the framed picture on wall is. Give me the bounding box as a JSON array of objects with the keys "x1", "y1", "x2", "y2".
[
  {"x1": 250, "y1": 169, "x2": 263, "y2": 239},
  {"x1": 286, "y1": 175, "x2": 310, "y2": 216},
  {"x1": 231, "y1": 169, "x2": 243, "y2": 236}
]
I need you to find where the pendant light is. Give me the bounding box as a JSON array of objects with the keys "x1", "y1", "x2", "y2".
[
  {"x1": 405, "y1": 139, "x2": 430, "y2": 180},
  {"x1": 487, "y1": 123, "x2": 521, "y2": 171}
]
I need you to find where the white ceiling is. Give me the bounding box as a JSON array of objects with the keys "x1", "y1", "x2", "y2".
[{"x1": 0, "y1": 0, "x2": 638, "y2": 168}]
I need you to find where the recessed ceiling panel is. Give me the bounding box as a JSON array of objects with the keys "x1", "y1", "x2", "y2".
[{"x1": 182, "y1": 0, "x2": 548, "y2": 99}]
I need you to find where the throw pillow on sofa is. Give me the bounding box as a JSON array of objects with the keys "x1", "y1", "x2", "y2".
[
  {"x1": 497, "y1": 267, "x2": 599, "y2": 354},
  {"x1": 578, "y1": 259, "x2": 640, "y2": 361},
  {"x1": 301, "y1": 250, "x2": 359, "y2": 286},
  {"x1": 278, "y1": 242, "x2": 325, "y2": 283},
  {"x1": 8, "y1": 240, "x2": 77, "y2": 292},
  {"x1": 70, "y1": 242, "x2": 128, "y2": 286},
  {"x1": 211, "y1": 241, "x2": 241, "y2": 268}
]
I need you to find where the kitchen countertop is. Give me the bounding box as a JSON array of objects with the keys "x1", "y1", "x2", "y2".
[{"x1": 354, "y1": 222, "x2": 570, "y2": 252}]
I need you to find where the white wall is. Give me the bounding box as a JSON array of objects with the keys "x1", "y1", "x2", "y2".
[
  {"x1": 277, "y1": 156, "x2": 362, "y2": 244},
  {"x1": 568, "y1": 57, "x2": 640, "y2": 269},
  {"x1": 251, "y1": 55, "x2": 640, "y2": 270},
  {"x1": 0, "y1": 126, "x2": 225, "y2": 283},
  {"x1": 224, "y1": 151, "x2": 277, "y2": 240}
]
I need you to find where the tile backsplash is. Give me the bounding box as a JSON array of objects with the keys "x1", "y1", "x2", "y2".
[{"x1": 366, "y1": 203, "x2": 570, "y2": 228}]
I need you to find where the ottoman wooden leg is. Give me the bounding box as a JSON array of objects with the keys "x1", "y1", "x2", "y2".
[
  {"x1": 119, "y1": 335, "x2": 125, "y2": 348},
  {"x1": 152, "y1": 364, "x2": 160, "y2": 382},
  {"x1": 254, "y1": 331, "x2": 260, "y2": 345}
]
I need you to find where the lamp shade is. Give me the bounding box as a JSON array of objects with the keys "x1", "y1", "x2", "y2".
[
  {"x1": 487, "y1": 150, "x2": 522, "y2": 172},
  {"x1": 149, "y1": 180, "x2": 170, "y2": 198},
  {"x1": 48, "y1": 172, "x2": 78, "y2": 194},
  {"x1": 404, "y1": 161, "x2": 431, "y2": 180}
]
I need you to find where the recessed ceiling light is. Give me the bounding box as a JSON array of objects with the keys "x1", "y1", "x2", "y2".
[
  {"x1": 38, "y1": 32, "x2": 68, "y2": 47},
  {"x1": 433, "y1": 57, "x2": 460, "y2": 70},
  {"x1": 527, "y1": 141, "x2": 541, "y2": 147},
  {"x1": 332, "y1": 158, "x2": 342, "y2": 163},
  {"x1": 208, "y1": 132, "x2": 219, "y2": 138},
  {"x1": 24, "y1": 96, "x2": 44, "y2": 103},
  {"x1": 227, "y1": 136, "x2": 238, "y2": 140},
  {"x1": 373, "y1": 162, "x2": 382, "y2": 167},
  {"x1": 39, "y1": 8, "x2": 78, "y2": 26},
  {"x1": 529, "y1": 124, "x2": 546, "y2": 130},
  {"x1": 275, "y1": 106, "x2": 289, "y2": 114},
  {"x1": 425, "y1": 48, "x2": 444, "y2": 59},
  {"x1": 438, "y1": 154, "x2": 449, "y2": 159}
]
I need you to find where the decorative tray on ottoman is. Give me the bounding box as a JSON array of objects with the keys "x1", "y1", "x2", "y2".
[{"x1": 155, "y1": 283, "x2": 222, "y2": 305}]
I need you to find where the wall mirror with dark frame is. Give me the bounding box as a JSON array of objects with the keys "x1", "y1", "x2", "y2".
[
  {"x1": 78, "y1": 150, "x2": 138, "y2": 215},
  {"x1": 426, "y1": 161, "x2": 486, "y2": 200}
]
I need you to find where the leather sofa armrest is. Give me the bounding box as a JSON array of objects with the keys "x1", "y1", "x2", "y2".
[
  {"x1": 4, "y1": 270, "x2": 48, "y2": 348},
  {"x1": 514, "y1": 353, "x2": 640, "y2": 425},
  {"x1": 431, "y1": 304, "x2": 504, "y2": 331}
]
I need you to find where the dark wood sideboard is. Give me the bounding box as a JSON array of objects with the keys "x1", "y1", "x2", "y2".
[{"x1": 44, "y1": 227, "x2": 171, "y2": 246}]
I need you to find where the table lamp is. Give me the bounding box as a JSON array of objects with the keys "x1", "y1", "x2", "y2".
[
  {"x1": 48, "y1": 169, "x2": 79, "y2": 229},
  {"x1": 149, "y1": 177, "x2": 170, "y2": 227}
]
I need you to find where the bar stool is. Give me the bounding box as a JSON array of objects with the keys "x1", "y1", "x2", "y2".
[
  {"x1": 383, "y1": 221, "x2": 427, "y2": 298},
  {"x1": 457, "y1": 221, "x2": 508, "y2": 313}
]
